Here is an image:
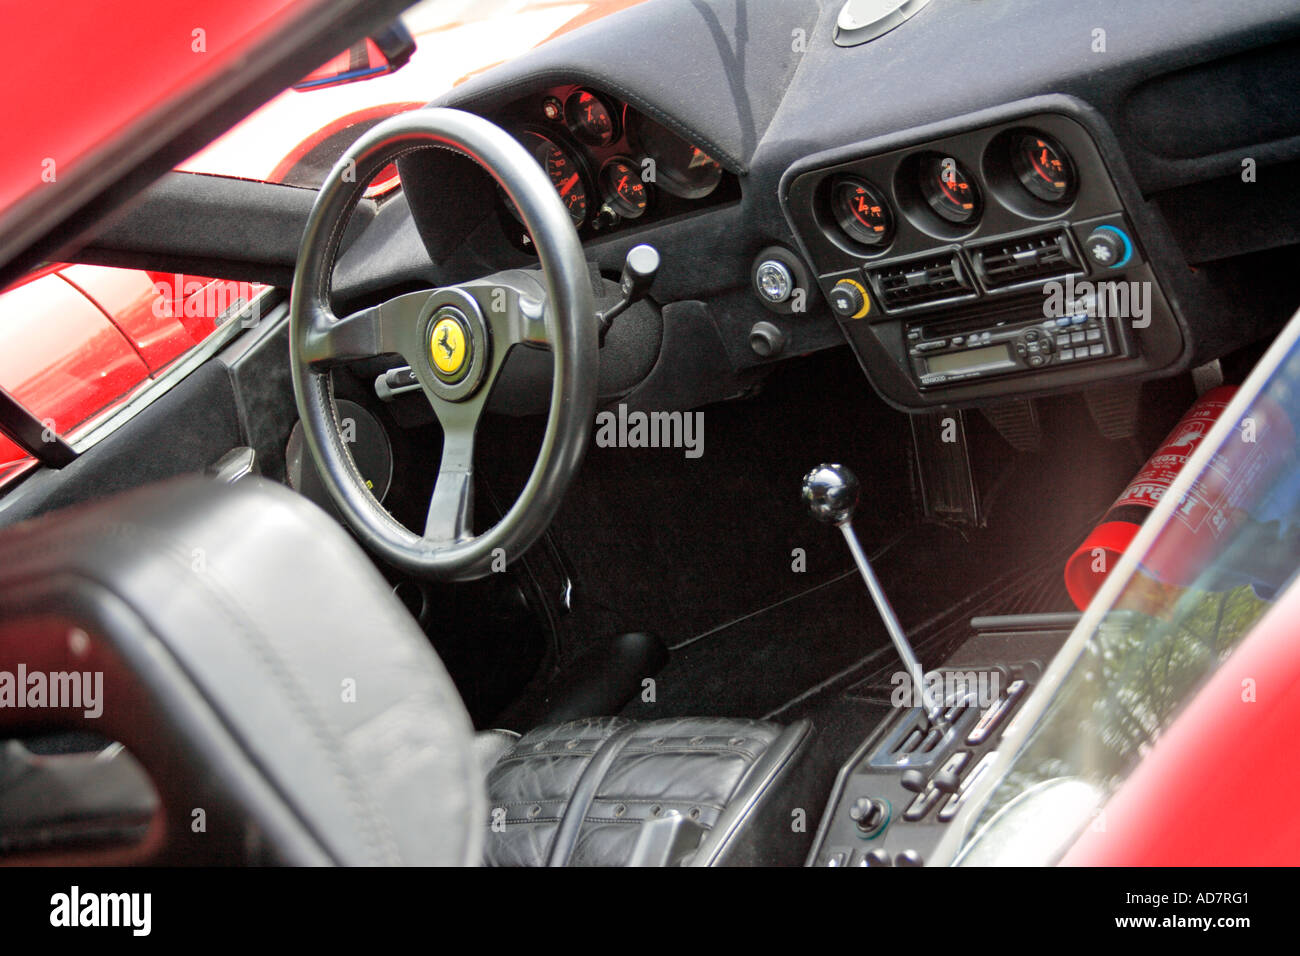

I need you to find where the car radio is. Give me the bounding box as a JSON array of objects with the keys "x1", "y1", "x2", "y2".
[{"x1": 906, "y1": 299, "x2": 1132, "y2": 389}]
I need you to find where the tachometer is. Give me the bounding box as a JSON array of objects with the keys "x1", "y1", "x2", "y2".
[
  {"x1": 627, "y1": 110, "x2": 722, "y2": 199},
  {"x1": 600, "y1": 157, "x2": 650, "y2": 218}
]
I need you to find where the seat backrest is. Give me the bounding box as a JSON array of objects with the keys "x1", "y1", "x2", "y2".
[{"x1": 0, "y1": 476, "x2": 482, "y2": 865}]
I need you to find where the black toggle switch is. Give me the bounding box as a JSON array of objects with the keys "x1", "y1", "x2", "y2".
[
  {"x1": 900, "y1": 769, "x2": 927, "y2": 793},
  {"x1": 932, "y1": 769, "x2": 961, "y2": 795}
]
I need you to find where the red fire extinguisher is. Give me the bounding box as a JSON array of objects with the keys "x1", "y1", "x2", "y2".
[{"x1": 1064, "y1": 385, "x2": 1293, "y2": 610}]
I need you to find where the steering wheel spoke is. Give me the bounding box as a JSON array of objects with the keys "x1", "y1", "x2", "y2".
[
  {"x1": 459, "y1": 271, "x2": 552, "y2": 351},
  {"x1": 302, "y1": 290, "x2": 431, "y2": 369},
  {"x1": 424, "y1": 411, "x2": 479, "y2": 543}
]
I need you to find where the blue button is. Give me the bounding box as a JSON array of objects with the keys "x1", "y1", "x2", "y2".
[
  {"x1": 1071, "y1": 313, "x2": 1088, "y2": 326},
  {"x1": 1056, "y1": 316, "x2": 1071, "y2": 328}
]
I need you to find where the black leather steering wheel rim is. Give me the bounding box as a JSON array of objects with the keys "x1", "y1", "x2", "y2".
[{"x1": 289, "y1": 108, "x2": 597, "y2": 581}]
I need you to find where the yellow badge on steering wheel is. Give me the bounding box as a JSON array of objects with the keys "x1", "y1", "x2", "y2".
[{"x1": 430, "y1": 316, "x2": 468, "y2": 377}]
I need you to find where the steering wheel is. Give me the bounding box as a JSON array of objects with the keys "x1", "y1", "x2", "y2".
[{"x1": 289, "y1": 108, "x2": 598, "y2": 581}]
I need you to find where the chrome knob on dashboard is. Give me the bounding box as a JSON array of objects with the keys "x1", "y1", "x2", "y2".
[
  {"x1": 801, "y1": 463, "x2": 860, "y2": 525},
  {"x1": 755, "y1": 259, "x2": 795, "y2": 304}
]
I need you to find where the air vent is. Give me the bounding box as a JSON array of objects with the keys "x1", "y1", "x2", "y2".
[
  {"x1": 867, "y1": 252, "x2": 975, "y2": 312},
  {"x1": 970, "y1": 229, "x2": 1082, "y2": 290}
]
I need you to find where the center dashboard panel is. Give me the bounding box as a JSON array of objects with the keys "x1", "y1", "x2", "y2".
[{"x1": 781, "y1": 106, "x2": 1189, "y2": 410}]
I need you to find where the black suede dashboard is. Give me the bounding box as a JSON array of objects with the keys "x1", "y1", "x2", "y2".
[
  {"x1": 80, "y1": 0, "x2": 1300, "y2": 415},
  {"x1": 387, "y1": 0, "x2": 1300, "y2": 412}
]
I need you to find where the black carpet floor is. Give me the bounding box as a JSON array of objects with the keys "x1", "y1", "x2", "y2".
[{"x1": 475, "y1": 343, "x2": 1195, "y2": 735}]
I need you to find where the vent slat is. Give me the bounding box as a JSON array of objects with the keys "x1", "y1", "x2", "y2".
[
  {"x1": 971, "y1": 230, "x2": 1080, "y2": 289},
  {"x1": 867, "y1": 253, "x2": 975, "y2": 311}
]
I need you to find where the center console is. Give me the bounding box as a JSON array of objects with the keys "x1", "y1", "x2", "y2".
[
  {"x1": 799, "y1": 464, "x2": 1079, "y2": 867},
  {"x1": 779, "y1": 100, "x2": 1188, "y2": 410},
  {"x1": 806, "y1": 613, "x2": 1077, "y2": 867}
]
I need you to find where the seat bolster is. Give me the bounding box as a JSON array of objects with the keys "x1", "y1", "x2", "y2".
[
  {"x1": 0, "y1": 476, "x2": 483, "y2": 865},
  {"x1": 691, "y1": 718, "x2": 815, "y2": 866}
]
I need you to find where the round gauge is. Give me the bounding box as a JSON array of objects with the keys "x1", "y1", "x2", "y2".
[
  {"x1": 1011, "y1": 132, "x2": 1075, "y2": 203},
  {"x1": 627, "y1": 111, "x2": 722, "y2": 199},
  {"x1": 503, "y1": 131, "x2": 588, "y2": 227},
  {"x1": 600, "y1": 157, "x2": 650, "y2": 218},
  {"x1": 919, "y1": 155, "x2": 981, "y2": 224},
  {"x1": 830, "y1": 176, "x2": 893, "y2": 247},
  {"x1": 564, "y1": 89, "x2": 619, "y2": 147}
]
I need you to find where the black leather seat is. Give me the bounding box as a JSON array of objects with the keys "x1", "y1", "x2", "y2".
[
  {"x1": 478, "y1": 716, "x2": 811, "y2": 866},
  {"x1": 0, "y1": 477, "x2": 813, "y2": 866}
]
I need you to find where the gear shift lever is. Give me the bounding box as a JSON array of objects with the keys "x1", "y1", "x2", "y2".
[{"x1": 802, "y1": 463, "x2": 937, "y2": 716}]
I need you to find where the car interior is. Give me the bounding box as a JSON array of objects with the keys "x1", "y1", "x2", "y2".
[{"x1": 1, "y1": 0, "x2": 1299, "y2": 866}]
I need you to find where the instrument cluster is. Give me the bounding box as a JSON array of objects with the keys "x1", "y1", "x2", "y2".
[{"x1": 492, "y1": 84, "x2": 737, "y2": 248}]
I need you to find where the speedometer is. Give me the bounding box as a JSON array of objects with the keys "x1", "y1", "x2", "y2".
[{"x1": 502, "y1": 131, "x2": 589, "y2": 228}]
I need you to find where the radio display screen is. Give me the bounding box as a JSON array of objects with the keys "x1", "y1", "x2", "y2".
[{"x1": 926, "y1": 344, "x2": 1013, "y2": 375}]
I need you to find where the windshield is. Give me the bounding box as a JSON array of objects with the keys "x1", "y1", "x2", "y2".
[
  {"x1": 947, "y1": 308, "x2": 1300, "y2": 865},
  {"x1": 175, "y1": 0, "x2": 640, "y2": 188}
]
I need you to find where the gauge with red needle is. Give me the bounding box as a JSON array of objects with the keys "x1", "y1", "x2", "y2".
[
  {"x1": 1011, "y1": 131, "x2": 1076, "y2": 203},
  {"x1": 600, "y1": 157, "x2": 649, "y2": 218},
  {"x1": 503, "y1": 131, "x2": 589, "y2": 227},
  {"x1": 830, "y1": 176, "x2": 893, "y2": 247},
  {"x1": 919, "y1": 154, "x2": 981, "y2": 225},
  {"x1": 565, "y1": 89, "x2": 619, "y2": 147}
]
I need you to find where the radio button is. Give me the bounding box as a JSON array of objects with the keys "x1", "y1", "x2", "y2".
[
  {"x1": 1089, "y1": 343, "x2": 1106, "y2": 357},
  {"x1": 1060, "y1": 348, "x2": 1074, "y2": 360}
]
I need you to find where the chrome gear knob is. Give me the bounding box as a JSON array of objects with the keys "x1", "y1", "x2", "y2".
[{"x1": 801, "y1": 463, "x2": 860, "y2": 525}]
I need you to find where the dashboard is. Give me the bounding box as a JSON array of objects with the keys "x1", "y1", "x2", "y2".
[{"x1": 382, "y1": 0, "x2": 1300, "y2": 419}]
